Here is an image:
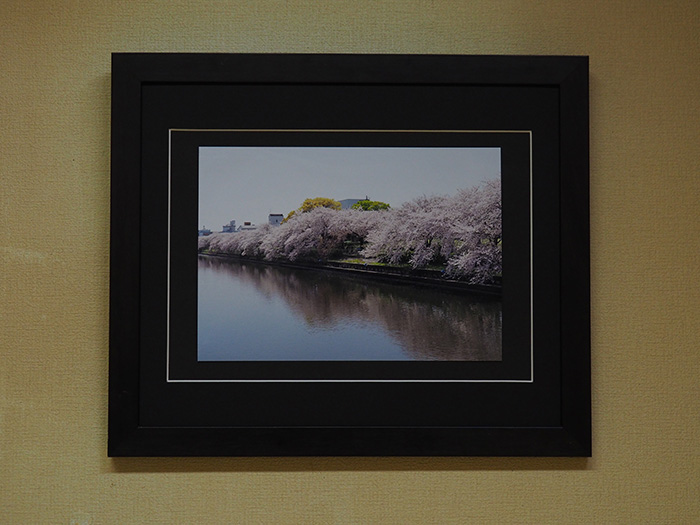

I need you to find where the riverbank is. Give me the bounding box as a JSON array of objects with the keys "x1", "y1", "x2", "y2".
[{"x1": 199, "y1": 252, "x2": 502, "y2": 296}]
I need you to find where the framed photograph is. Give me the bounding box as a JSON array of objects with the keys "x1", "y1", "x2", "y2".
[{"x1": 109, "y1": 53, "x2": 590, "y2": 456}]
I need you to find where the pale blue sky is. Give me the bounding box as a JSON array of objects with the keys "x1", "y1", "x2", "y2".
[{"x1": 198, "y1": 147, "x2": 500, "y2": 230}]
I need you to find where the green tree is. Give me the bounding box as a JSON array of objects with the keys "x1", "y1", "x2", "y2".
[
  {"x1": 300, "y1": 197, "x2": 341, "y2": 213},
  {"x1": 281, "y1": 209, "x2": 296, "y2": 224},
  {"x1": 284, "y1": 197, "x2": 342, "y2": 222},
  {"x1": 351, "y1": 199, "x2": 391, "y2": 211}
]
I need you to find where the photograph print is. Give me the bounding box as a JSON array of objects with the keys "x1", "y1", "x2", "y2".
[{"x1": 196, "y1": 145, "x2": 503, "y2": 362}]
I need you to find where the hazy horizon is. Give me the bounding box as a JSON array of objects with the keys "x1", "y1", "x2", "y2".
[{"x1": 198, "y1": 146, "x2": 500, "y2": 231}]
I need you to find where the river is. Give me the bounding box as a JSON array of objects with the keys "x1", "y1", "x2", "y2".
[{"x1": 198, "y1": 256, "x2": 502, "y2": 361}]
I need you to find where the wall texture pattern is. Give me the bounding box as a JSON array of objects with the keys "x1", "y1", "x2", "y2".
[{"x1": 1, "y1": 1, "x2": 699, "y2": 523}]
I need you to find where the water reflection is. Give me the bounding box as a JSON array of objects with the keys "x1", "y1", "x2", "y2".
[{"x1": 198, "y1": 256, "x2": 501, "y2": 361}]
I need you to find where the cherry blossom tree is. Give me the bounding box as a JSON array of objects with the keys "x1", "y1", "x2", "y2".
[
  {"x1": 198, "y1": 180, "x2": 501, "y2": 284},
  {"x1": 360, "y1": 179, "x2": 501, "y2": 283},
  {"x1": 444, "y1": 179, "x2": 502, "y2": 283}
]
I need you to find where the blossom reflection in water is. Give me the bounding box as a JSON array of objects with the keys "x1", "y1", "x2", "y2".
[{"x1": 198, "y1": 256, "x2": 502, "y2": 361}]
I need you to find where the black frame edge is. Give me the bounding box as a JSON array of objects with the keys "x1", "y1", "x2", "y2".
[
  {"x1": 559, "y1": 56, "x2": 592, "y2": 456},
  {"x1": 108, "y1": 54, "x2": 143, "y2": 456}
]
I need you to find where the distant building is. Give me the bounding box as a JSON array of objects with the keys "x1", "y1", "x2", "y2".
[
  {"x1": 198, "y1": 226, "x2": 212, "y2": 236},
  {"x1": 222, "y1": 220, "x2": 236, "y2": 233},
  {"x1": 268, "y1": 213, "x2": 284, "y2": 226},
  {"x1": 239, "y1": 221, "x2": 257, "y2": 231},
  {"x1": 339, "y1": 197, "x2": 368, "y2": 210}
]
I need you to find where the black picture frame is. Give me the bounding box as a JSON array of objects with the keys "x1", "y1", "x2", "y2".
[{"x1": 109, "y1": 53, "x2": 590, "y2": 457}]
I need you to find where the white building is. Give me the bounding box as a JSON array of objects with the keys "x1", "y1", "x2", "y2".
[
  {"x1": 268, "y1": 213, "x2": 284, "y2": 226},
  {"x1": 222, "y1": 220, "x2": 236, "y2": 233},
  {"x1": 239, "y1": 221, "x2": 257, "y2": 231}
]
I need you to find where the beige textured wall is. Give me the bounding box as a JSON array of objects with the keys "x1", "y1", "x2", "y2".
[{"x1": 2, "y1": 1, "x2": 699, "y2": 523}]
